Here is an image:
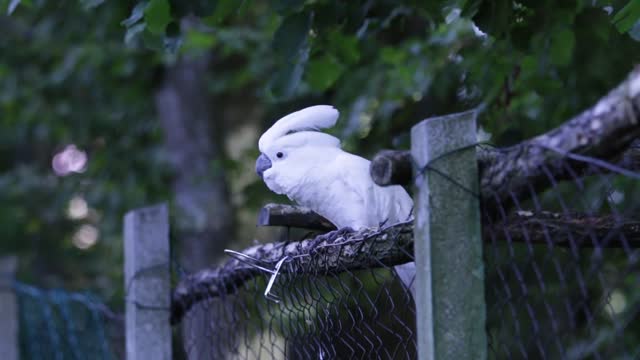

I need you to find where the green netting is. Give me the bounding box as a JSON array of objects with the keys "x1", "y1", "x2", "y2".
[{"x1": 14, "y1": 282, "x2": 123, "y2": 360}]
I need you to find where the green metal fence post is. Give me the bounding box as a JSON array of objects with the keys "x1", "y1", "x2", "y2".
[
  {"x1": 124, "y1": 203, "x2": 172, "y2": 360},
  {"x1": 411, "y1": 111, "x2": 486, "y2": 360}
]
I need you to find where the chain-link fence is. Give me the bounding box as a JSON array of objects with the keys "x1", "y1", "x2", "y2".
[
  {"x1": 173, "y1": 223, "x2": 417, "y2": 359},
  {"x1": 170, "y1": 148, "x2": 639, "y2": 359},
  {"x1": 483, "y1": 149, "x2": 640, "y2": 359},
  {"x1": 167, "y1": 70, "x2": 640, "y2": 359}
]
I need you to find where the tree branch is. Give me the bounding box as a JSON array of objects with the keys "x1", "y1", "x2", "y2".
[
  {"x1": 371, "y1": 140, "x2": 639, "y2": 189},
  {"x1": 170, "y1": 222, "x2": 414, "y2": 324},
  {"x1": 369, "y1": 150, "x2": 413, "y2": 187},
  {"x1": 371, "y1": 67, "x2": 640, "y2": 209},
  {"x1": 258, "y1": 204, "x2": 336, "y2": 231},
  {"x1": 487, "y1": 211, "x2": 640, "y2": 247},
  {"x1": 171, "y1": 208, "x2": 640, "y2": 324}
]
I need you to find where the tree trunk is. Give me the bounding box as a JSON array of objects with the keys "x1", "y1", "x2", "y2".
[
  {"x1": 155, "y1": 54, "x2": 234, "y2": 269},
  {"x1": 155, "y1": 53, "x2": 235, "y2": 360}
]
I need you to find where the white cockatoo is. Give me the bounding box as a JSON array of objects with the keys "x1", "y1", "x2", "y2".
[{"x1": 255, "y1": 105, "x2": 416, "y2": 294}]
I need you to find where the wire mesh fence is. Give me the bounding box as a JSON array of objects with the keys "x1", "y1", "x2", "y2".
[
  {"x1": 173, "y1": 223, "x2": 417, "y2": 360},
  {"x1": 12, "y1": 132, "x2": 633, "y2": 358},
  {"x1": 169, "y1": 139, "x2": 639, "y2": 359},
  {"x1": 13, "y1": 139, "x2": 636, "y2": 360},
  {"x1": 113, "y1": 71, "x2": 640, "y2": 359},
  {"x1": 13, "y1": 282, "x2": 123, "y2": 360},
  {"x1": 483, "y1": 149, "x2": 640, "y2": 359}
]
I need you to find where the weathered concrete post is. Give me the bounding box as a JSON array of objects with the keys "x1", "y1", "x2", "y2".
[
  {"x1": 0, "y1": 255, "x2": 18, "y2": 360},
  {"x1": 124, "y1": 204, "x2": 172, "y2": 360},
  {"x1": 411, "y1": 111, "x2": 486, "y2": 360}
]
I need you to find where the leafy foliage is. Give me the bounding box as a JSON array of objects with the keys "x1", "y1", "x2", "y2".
[
  {"x1": 2, "y1": 0, "x2": 640, "y2": 323},
  {"x1": 0, "y1": 1, "x2": 169, "y2": 302},
  {"x1": 118, "y1": 0, "x2": 640, "y2": 148}
]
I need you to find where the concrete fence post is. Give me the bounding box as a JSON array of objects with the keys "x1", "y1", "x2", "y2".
[
  {"x1": 411, "y1": 111, "x2": 486, "y2": 360},
  {"x1": 124, "y1": 203, "x2": 172, "y2": 360},
  {"x1": 0, "y1": 255, "x2": 18, "y2": 360}
]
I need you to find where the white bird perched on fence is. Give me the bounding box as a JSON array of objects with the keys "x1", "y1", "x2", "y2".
[{"x1": 255, "y1": 105, "x2": 416, "y2": 295}]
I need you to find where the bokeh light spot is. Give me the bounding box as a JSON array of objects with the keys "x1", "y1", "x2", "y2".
[
  {"x1": 72, "y1": 224, "x2": 99, "y2": 250},
  {"x1": 67, "y1": 196, "x2": 89, "y2": 220},
  {"x1": 52, "y1": 144, "x2": 88, "y2": 176}
]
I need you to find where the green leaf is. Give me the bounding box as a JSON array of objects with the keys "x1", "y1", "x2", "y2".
[
  {"x1": 7, "y1": 0, "x2": 30, "y2": 15},
  {"x1": 613, "y1": 0, "x2": 640, "y2": 33},
  {"x1": 121, "y1": 2, "x2": 147, "y2": 28},
  {"x1": 80, "y1": 0, "x2": 105, "y2": 10},
  {"x1": 272, "y1": 0, "x2": 307, "y2": 14},
  {"x1": 409, "y1": 0, "x2": 447, "y2": 19},
  {"x1": 306, "y1": 55, "x2": 344, "y2": 91},
  {"x1": 630, "y1": 20, "x2": 640, "y2": 41},
  {"x1": 461, "y1": 0, "x2": 482, "y2": 17},
  {"x1": 183, "y1": 29, "x2": 217, "y2": 53},
  {"x1": 164, "y1": 23, "x2": 182, "y2": 54},
  {"x1": 170, "y1": 0, "x2": 217, "y2": 18},
  {"x1": 145, "y1": 0, "x2": 171, "y2": 34},
  {"x1": 142, "y1": 28, "x2": 165, "y2": 51},
  {"x1": 268, "y1": 41, "x2": 310, "y2": 99},
  {"x1": 520, "y1": 55, "x2": 538, "y2": 74},
  {"x1": 550, "y1": 28, "x2": 574, "y2": 66},
  {"x1": 203, "y1": 0, "x2": 235, "y2": 25},
  {"x1": 124, "y1": 23, "x2": 146, "y2": 47},
  {"x1": 327, "y1": 30, "x2": 360, "y2": 65},
  {"x1": 472, "y1": 0, "x2": 512, "y2": 36},
  {"x1": 380, "y1": 47, "x2": 407, "y2": 65},
  {"x1": 273, "y1": 12, "x2": 312, "y2": 59}
]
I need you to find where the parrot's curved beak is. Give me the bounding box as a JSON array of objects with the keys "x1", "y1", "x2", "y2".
[{"x1": 255, "y1": 153, "x2": 272, "y2": 178}]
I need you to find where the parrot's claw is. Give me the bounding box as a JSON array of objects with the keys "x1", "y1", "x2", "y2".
[
  {"x1": 329, "y1": 226, "x2": 355, "y2": 236},
  {"x1": 319, "y1": 227, "x2": 355, "y2": 244}
]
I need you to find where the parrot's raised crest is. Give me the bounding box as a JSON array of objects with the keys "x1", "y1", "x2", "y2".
[{"x1": 258, "y1": 105, "x2": 339, "y2": 152}]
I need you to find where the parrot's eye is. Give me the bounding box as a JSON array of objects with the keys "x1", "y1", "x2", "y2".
[{"x1": 276, "y1": 152, "x2": 284, "y2": 159}]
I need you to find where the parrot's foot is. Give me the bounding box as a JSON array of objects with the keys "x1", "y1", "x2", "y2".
[
  {"x1": 312, "y1": 227, "x2": 355, "y2": 246},
  {"x1": 327, "y1": 226, "x2": 355, "y2": 237}
]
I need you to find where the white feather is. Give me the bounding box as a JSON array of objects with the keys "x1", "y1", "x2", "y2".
[
  {"x1": 258, "y1": 105, "x2": 339, "y2": 152},
  {"x1": 271, "y1": 131, "x2": 340, "y2": 150},
  {"x1": 289, "y1": 151, "x2": 413, "y2": 230}
]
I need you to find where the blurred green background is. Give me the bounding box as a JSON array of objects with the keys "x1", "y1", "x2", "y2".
[{"x1": 1, "y1": 0, "x2": 639, "y2": 312}]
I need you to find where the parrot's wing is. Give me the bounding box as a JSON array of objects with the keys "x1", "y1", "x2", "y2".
[
  {"x1": 332, "y1": 153, "x2": 416, "y2": 298},
  {"x1": 326, "y1": 152, "x2": 378, "y2": 229},
  {"x1": 332, "y1": 152, "x2": 416, "y2": 297},
  {"x1": 330, "y1": 152, "x2": 413, "y2": 227}
]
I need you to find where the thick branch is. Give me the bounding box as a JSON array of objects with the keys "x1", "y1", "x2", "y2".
[
  {"x1": 171, "y1": 223, "x2": 414, "y2": 324},
  {"x1": 370, "y1": 150, "x2": 413, "y2": 187},
  {"x1": 258, "y1": 204, "x2": 336, "y2": 231},
  {"x1": 371, "y1": 141, "x2": 639, "y2": 187},
  {"x1": 171, "y1": 209, "x2": 640, "y2": 323},
  {"x1": 479, "y1": 66, "x2": 640, "y2": 203},
  {"x1": 155, "y1": 55, "x2": 235, "y2": 268},
  {"x1": 371, "y1": 67, "x2": 640, "y2": 207},
  {"x1": 487, "y1": 211, "x2": 640, "y2": 247}
]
